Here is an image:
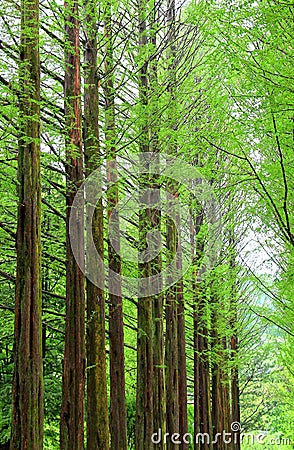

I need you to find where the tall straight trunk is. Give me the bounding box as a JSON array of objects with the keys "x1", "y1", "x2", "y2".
[
  {"x1": 11, "y1": 0, "x2": 43, "y2": 447},
  {"x1": 169, "y1": 115, "x2": 187, "y2": 449},
  {"x1": 211, "y1": 311, "x2": 230, "y2": 450},
  {"x1": 60, "y1": 1, "x2": 85, "y2": 448},
  {"x1": 136, "y1": 190, "x2": 154, "y2": 449},
  {"x1": 194, "y1": 305, "x2": 213, "y2": 450},
  {"x1": 104, "y1": 3, "x2": 127, "y2": 449},
  {"x1": 177, "y1": 273, "x2": 188, "y2": 449},
  {"x1": 231, "y1": 335, "x2": 240, "y2": 450},
  {"x1": 165, "y1": 207, "x2": 179, "y2": 450},
  {"x1": 230, "y1": 239, "x2": 240, "y2": 450},
  {"x1": 198, "y1": 314, "x2": 213, "y2": 450},
  {"x1": 165, "y1": 1, "x2": 188, "y2": 447},
  {"x1": 83, "y1": 1, "x2": 109, "y2": 448},
  {"x1": 191, "y1": 208, "x2": 200, "y2": 449},
  {"x1": 211, "y1": 360, "x2": 223, "y2": 450},
  {"x1": 136, "y1": 1, "x2": 154, "y2": 447},
  {"x1": 174, "y1": 215, "x2": 188, "y2": 449},
  {"x1": 222, "y1": 337, "x2": 231, "y2": 435},
  {"x1": 151, "y1": 200, "x2": 166, "y2": 449},
  {"x1": 192, "y1": 208, "x2": 213, "y2": 450},
  {"x1": 149, "y1": 6, "x2": 166, "y2": 441},
  {"x1": 212, "y1": 354, "x2": 230, "y2": 450},
  {"x1": 193, "y1": 301, "x2": 200, "y2": 450}
]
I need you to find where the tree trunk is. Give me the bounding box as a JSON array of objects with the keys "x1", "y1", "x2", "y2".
[
  {"x1": 194, "y1": 281, "x2": 213, "y2": 450},
  {"x1": 60, "y1": 1, "x2": 85, "y2": 448},
  {"x1": 177, "y1": 276, "x2": 188, "y2": 449},
  {"x1": 104, "y1": 3, "x2": 127, "y2": 449},
  {"x1": 165, "y1": 182, "x2": 180, "y2": 450},
  {"x1": 135, "y1": 1, "x2": 154, "y2": 447},
  {"x1": 11, "y1": 0, "x2": 44, "y2": 447},
  {"x1": 83, "y1": 1, "x2": 110, "y2": 448},
  {"x1": 136, "y1": 171, "x2": 154, "y2": 449},
  {"x1": 230, "y1": 241, "x2": 240, "y2": 450},
  {"x1": 193, "y1": 298, "x2": 200, "y2": 450},
  {"x1": 136, "y1": 261, "x2": 154, "y2": 450},
  {"x1": 165, "y1": 222, "x2": 179, "y2": 450},
  {"x1": 165, "y1": 1, "x2": 185, "y2": 447},
  {"x1": 199, "y1": 323, "x2": 213, "y2": 450},
  {"x1": 192, "y1": 206, "x2": 213, "y2": 450},
  {"x1": 191, "y1": 211, "x2": 200, "y2": 450},
  {"x1": 231, "y1": 335, "x2": 240, "y2": 450},
  {"x1": 151, "y1": 217, "x2": 166, "y2": 450},
  {"x1": 211, "y1": 310, "x2": 229, "y2": 450},
  {"x1": 149, "y1": 31, "x2": 166, "y2": 450},
  {"x1": 211, "y1": 361, "x2": 223, "y2": 450}
]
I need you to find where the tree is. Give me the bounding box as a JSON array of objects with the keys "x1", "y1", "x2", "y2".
[
  {"x1": 0, "y1": 0, "x2": 292, "y2": 448},
  {"x1": 135, "y1": 1, "x2": 154, "y2": 447},
  {"x1": 60, "y1": 0, "x2": 85, "y2": 448},
  {"x1": 10, "y1": 0, "x2": 44, "y2": 447},
  {"x1": 83, "y1": 0, "x2": 110, "y2": 447},
  {"x1": 149, "y1": 2, "x2": 166, "y2": 443},
  {"x1": 104, "y1": 2, "x2": 128, "y2": 448}
]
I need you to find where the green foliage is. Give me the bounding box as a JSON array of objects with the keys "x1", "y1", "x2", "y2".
[{"x1": 0, "y1": 0, "x2": 293, "y2": 445}]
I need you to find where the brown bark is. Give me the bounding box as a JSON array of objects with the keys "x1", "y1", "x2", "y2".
[
  {"x1": 211, "y1": 361, "x2": 223, "y2": 449},
  {"x1": 165, "y1": 1, "x2": 187, "y2": 447},
  {"x1": 136, "y1": 171, "x2": 154, "y2": 450},
  {"x1": 60, "y1": 1, "x2": 85, "y2": 449},
  {"x1": 192, "y1": 206, "x2": 213, "y2": 450},
  {"x1": 165, "y1": 185, "x2": 180, "y2": 450},
  {"x1": 177, "y1": 276, "x2": 188, "y2": 449},
  {"x1": 165, "y1": 235, "x2": 179, "y2": 450},
  {"x1": 145, "y1": 4, "x2": 166, "y2": 446},
  {"x1": 231, "y1": 334, "x2": 241, "y2": 450},
  {"x1": 104, "y1": 3, "x2": 127, "y2": 449},
  {"x1": 194, "y1": 285, "x2": 213, "y2": 450},
  {"x1": 10, "y1": 0, "x2": 44, "y2": 447},
  {"x1": 136, "y1": 278, "x2": 154, "y2": 450},
  {"x1": 222, "y1": 337, "x2": 231, "y2": 435},
  {"x1": 191, "y1": 211, "x2": 200, "y2": 449},
  {"x1": 173, "y1": 199, "x2": 188, "y2": 449},
  {"x1": 211, "y1": 314, "x2": 230, "y2": 450},
  {"x1": 230, "y1": 246, "x2": 240, "y2": 450},
  {"x1": 197, "y1": 302, "x2": 213, "y2": 450},
  {"x1": 151, "y1": 192, "x2": 166, "y2": 449},
  {"x1": 193, "y1": 302, "x2": 200, "y2": 450},
  {"x1": 83, "y1": 1, "x2": 110, "y2": 448},
  {"x1": 199, "y1": 327, "x2": 213, "y2": 450},
  {"x1": 150, "y1": 117, "x2": 166, "y2": 449},
  {"x1": 135, "y1": 1, "x2": 154, "y2": 447},
  {"x1": 152, "y1": 238, "x2": 166, "y2": 450}
]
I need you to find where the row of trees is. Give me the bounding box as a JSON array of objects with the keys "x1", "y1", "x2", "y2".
[{"x1": 0, "y1": 0, "x2": 293, "y2": 449}]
